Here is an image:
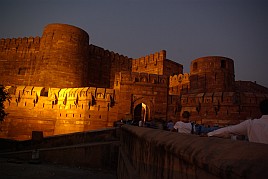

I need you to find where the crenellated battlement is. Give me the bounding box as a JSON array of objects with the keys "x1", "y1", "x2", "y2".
[
  {"x1": 3, "y1": 85, "x2": 119, "y2": 139},
  {"x1": 115, "y1": 71, "x2": 168, "y2": 86},
  {"x1": 0, "y1": 37, "x2": 40, "y2": 54},
  {"x1": 86, "y1": 44, "x2": 133, "y2": 88},
  {"x1": 133, "y1": 50, "x2": 166, "y2": 65},
  {"x1": 132, "y1": 50, "x2": 182, "y2": 76},
  {"x1": 89, "y1": 44, "x2": 131, "y2": 62},
  {"x1": 132, "y1": 50, "x2": 166, "y2": 75},
  {"x1": 0, "y1": 37, "x2": 40, "y2": 46},
  {"x1": 169, "y1": 73, "x2": 190, "y2": 87},
  {"x1": 89, "y1": 44, "x2": 132, "y2": 71},
  {"x1": 6, "y1": 85, "x2": 116, "y2": 109},
  {"x1": 169, "y1": 73, "x2": 190, "y2": 95}
]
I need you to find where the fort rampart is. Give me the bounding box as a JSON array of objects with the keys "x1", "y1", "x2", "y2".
[
  {"x1": 1, "y1": 70, "x2": 170, "y2": 140},
  {"x1": 0, "y1": 37, "x2": 40, "y2": 86},
  {"x1": 0, "y1": 23, "x2": 133, "y2": 89},
  {"x1": 0, "y1": 23, "x2": 268, "y2": 140},
  {"x1": 88, "y1": 44, "x2": 132, "y2": 88},
  {"x1": 1, "y1": 85, "x2": 119, "y2": 140}
]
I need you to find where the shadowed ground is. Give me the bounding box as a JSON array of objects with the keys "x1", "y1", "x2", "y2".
[{"x1": 0, "y1": 158, "x2": 116, "y2": 179}]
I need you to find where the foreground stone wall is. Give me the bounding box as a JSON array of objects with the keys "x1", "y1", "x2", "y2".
[
  {"x1": 118, "y1": 125, "x2": 268, "y2": 179},
  {"x1": 0, "y1": 128, "x2": 120, "y2": 171}
]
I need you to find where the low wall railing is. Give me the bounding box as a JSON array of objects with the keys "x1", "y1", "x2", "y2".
[{"x1": 118, "y1": 125, "x2": 268, "y2": 179}]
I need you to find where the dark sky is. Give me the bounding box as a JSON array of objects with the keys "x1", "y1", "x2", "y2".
[{"x1": 1, "y1": 0, "x2": 268, "y2": 87}]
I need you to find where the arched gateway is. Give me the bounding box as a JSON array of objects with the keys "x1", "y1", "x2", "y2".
[{"x1": 133, "y1": 103, "x2": 150, "y2": 123}]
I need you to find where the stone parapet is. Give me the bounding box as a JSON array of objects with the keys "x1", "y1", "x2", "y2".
[{"x1": 118, "y1": 125, "x2": 268, "y2": 179}]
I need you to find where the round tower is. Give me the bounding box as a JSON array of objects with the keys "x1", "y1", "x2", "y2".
[
  {"x1": 34, "y1": 23, "x2": 90, "y2": 88},
  {"x1": 189, "y1": 56, "x2": 235, "y2": 93}
]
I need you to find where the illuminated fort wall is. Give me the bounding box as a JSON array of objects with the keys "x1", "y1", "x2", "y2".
[
  {"x1": 0, "y1": 24, "x2": 174, "y2": 140},
  {"x1": 1, "y1": 85, "x2": 119, "y2": 140},
  {"x1": 0, "y1": 23, "x2": 268, "y2": 140}
]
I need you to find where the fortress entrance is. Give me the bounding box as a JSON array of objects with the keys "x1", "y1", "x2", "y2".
[{"x1": 134, "y1": 103, "x2": 149, "y2": 124}]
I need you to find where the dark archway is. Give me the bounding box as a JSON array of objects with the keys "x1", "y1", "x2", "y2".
[{"x1": 133, "y1": 103, "x2": 149, "y2": 124}]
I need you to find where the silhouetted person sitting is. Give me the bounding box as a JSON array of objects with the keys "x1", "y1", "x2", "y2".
[
  {"x1": 173, "y1": 111, "x2": 193, "y2": 134},
  {"x1": 166, "y1": 120, "x2": 174, "y2": 131},
  {"x1": 208, "y1": 99, "x2": 268, "y2": 144}
]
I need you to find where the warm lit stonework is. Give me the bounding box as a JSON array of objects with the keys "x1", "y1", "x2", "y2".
[{"x1": 0, "y1": 23, "x2": 267, "y2": 140}]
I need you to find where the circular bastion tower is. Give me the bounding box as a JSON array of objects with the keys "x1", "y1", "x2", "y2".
[
  {"x1": 34, "y1": 23, "x2": 90, "y2": 88},
  {"x1": 189, "y1": 56, "x2": 235, "y2": 93}
]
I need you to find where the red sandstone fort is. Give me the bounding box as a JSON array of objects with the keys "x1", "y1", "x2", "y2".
[{"x1": 0, "y1": 23, "x2": 267, "y2": 140}]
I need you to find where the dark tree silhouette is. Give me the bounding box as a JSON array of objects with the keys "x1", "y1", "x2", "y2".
[{"x1": 0, "y1": 85, "x2": 10, "y2": 122}]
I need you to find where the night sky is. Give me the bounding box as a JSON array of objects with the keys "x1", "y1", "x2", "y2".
[{"x1": 1, "y1": 0, "x2": 267, "y2": 87}]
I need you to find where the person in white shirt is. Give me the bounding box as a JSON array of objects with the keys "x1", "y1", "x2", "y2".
[
  {"x1": 208, "y1": 99, "x2": 268, "y2": 144},
  {"x1": 174, "y1": 111, "x2": 193, "y2": 134},
  {"x1": 138, "y1": 120, "x2": 143, "y2": 127}
]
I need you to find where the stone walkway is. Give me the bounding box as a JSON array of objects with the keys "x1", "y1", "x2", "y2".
[{"x1": 0, "y1": 158, "x2": 117, "y2": 179}]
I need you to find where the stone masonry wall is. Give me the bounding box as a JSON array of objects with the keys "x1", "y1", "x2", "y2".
[
  {"x1": 167, "y1": 56, "x2": 268, "y2": 125},
  {"x1": 114, "y1": 71, "x2": 169, "y2": 121},
  {"x1": 34, "y1": 23, "x2": 90, "y2": 88},
  {"x1": 175, "y1": 91, "x2": 265, "y2": 125},
  {"x1": 169, "y1": 73, "x2": 190, "y2": 95},
  {"x1": 0, "y1": 23, "x2": 133, "y2": 89},
  {"x1": 118, "y1": 125, "x2": 268, "y2": 179},
  {"x1": 88, "y1": 45, "x2": 132, "y2": 88},
  {"x1": 189, "y1": 56, "x2": 235, "y2": 93},
  {"x1": 0, "y1": 86, "x2": 119, "y2": 140},
  {"x1": 1, "y1": 23, "x2": 268, "y2": 140},
  {"x1": 0, "y1": 37, "x2": 40, "y2": 86},
  {"x1": 0, "y1": 128, "x2": 120, "y2": 171},
  {"x1": 132, "y1": 50, "x2": 182, "y2": 76}
]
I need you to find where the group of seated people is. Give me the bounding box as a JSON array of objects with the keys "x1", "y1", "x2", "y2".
[
  {"x1": 167, "y1": 111, "x2": 219, "y2": 135},
  {"x1": 169, "y1": 99, "x2": 268, "y2": 145},
  {"x1": 117, "y1": 99, "x2": 268, "y2": 145}
]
